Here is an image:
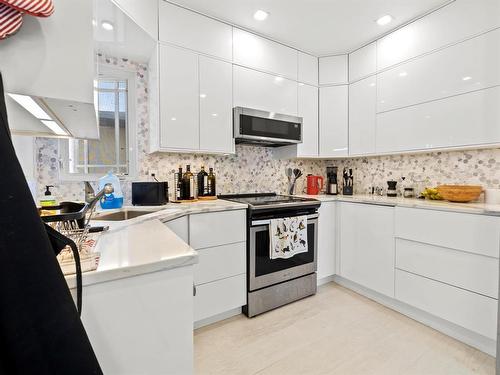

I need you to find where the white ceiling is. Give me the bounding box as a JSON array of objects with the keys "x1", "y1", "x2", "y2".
[{"x1": 168, "y1": 0, "x2": 453, "y2": 56}]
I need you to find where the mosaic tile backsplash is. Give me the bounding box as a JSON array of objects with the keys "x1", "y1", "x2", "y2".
[{"x1": 34, "y1": 55, "x2": 500, "y2": 203}]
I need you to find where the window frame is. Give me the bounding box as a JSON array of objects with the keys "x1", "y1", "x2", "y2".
[{"x1": 59, "y1": 66, "x2": 138, "y2": 182}]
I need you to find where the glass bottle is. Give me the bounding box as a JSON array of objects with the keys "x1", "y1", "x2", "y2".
[
  {"x1": 207, "y1": 167, "x2": 216, "y2": 196},
  {"x1": 197, "y1": 166, "x2": 208, "y2": 197},
  {"x1": 183, "y1": 164, "x2": 195, "y2": 200}
]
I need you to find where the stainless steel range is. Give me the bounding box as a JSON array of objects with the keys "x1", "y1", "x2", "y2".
[{"x1": 220, "y1": 193, "x2": 321, "y2": 317}]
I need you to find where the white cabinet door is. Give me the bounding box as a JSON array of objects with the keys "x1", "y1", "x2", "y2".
[
  {"x1": 377, "y1": 28, "x2": 500, "y2": 113},
  {"x1": 319, "y1": 86, "x2": 348, "y2": 157},
  {"x1": 159, "y1": 45, "x2": 199, "y2": 150},
  {"x1": 349, "y1": 42, "x2": 377, "y2": 82},
  {"x1": 376, "y1": 85, "x2": 500, "y2": 153},
  {"x1": 349, "y1": 76, "x2": 376, "y2": 155},
  {"x1": 0, "y1": 0, "x2": 94, "y2": 103},
  {"x1": 165, "y1": 216, "x2": 189, "y2": 244},
  {"x1": 112, "y1": 0, "x2": 158, "y2": 40},
  {"x1": 199, "y1": 56, "x2": 234, "y2": 153},
  {"x1": 395, "y1": 269, "x2": 497, "y2": 340},
  {"x1": 340, "y1": 202, "x2": 395, "y2": 297},
  {"x1": 297, "y1": 84, "x2": 319, "y2": 157},
  {"x1": 159, "y1": 1, "x2": 232, "y2": 60},
  {"x1": 298, "y1": 52, "x2": 318, "y2": 86},
  {"x1": 319, "y1": 55, "x2": 348, "y2": 85},
  {"x1": 233, "y1": 28, "x2": 298, "y2": 80},
  {"x1": 233, "y1": 65, "x2": 298, "y2": 115},
  {"x1": 377, "y1": 0, "x2": 500, "y2": 70},
  {"x1": 317, "y1": 201, "x2": 336, "y2": 280}
]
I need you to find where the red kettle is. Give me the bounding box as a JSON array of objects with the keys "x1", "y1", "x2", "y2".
[{"x1": 306, "y1": 174, "x2": 324, "y2": 195}]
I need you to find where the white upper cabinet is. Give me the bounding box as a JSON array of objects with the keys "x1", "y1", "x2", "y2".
[
  {"x1": 377, "y1": 0, "x2": 500, "y2": 70},
  {"x1": 112, "y1": 0, "x2": 158, "y2": 39},
  {"x1": 349, "y1": 76, "x2": 376, "y2": 156},
  {"x1": 199, "y1": 56, "x2": 234, "y2": 153},
  {"x1": 0, "y1": 0, "x2": 94, "y2": 103},
  {"x1": 376, "y1": 85, "x2": 500, "y2": 153},
  {"x1": 297, "y1": 84, "x2": 319, "y2": 157},
  {"x1": 319, "y1": 55, "x2": 348, "y2": 85},
  {"x1": 233, "y1": 65, "x2": 298, "y2": 115},
  {"x1": 377, "y1": 28, "x2": 500, "y2": 113},
  {"x1": 159, "y1": 1, "x2": 232, "y2": 60},
  {"x1": 159, "y1": 45, "x2": 199, "y2": 150},
  {"x1": 298, "y1": 52, "x2": 319, "y2": 86},
  {"x1": 233, "y1": 28, "x2": 298, "y2": 80},
  {"x1": 349, "y1": 42, "x2": 377, "y2": 82},
  {"x1": 319, "y1": 86, "x2": 348, "y2": 157}
]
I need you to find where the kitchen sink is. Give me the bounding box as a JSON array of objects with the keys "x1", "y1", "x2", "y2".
[{"x1": 92, "y1": 210, "x2": 157, "y2": 221}]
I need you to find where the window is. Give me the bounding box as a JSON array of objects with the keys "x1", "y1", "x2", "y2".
[{"x1": 61, "y1": 70, "x2": 136, "y2": 180}]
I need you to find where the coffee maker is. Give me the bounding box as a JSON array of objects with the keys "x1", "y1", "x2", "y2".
[{"x1": 326, "y1": 167, "x2": 338, "y2": 195}]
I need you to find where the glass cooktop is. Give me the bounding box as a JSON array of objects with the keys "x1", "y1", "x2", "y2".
[{"x1": 219, "y1": 193, "x2": 318, "y2": 208}]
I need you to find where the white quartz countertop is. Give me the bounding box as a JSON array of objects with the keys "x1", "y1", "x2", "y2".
[
  {"x1": 298, "y1": 194, "x2": 500, "y2": 215},
  {"x1": 65, "y1": 199, "x2": 248, "y2": 288}
]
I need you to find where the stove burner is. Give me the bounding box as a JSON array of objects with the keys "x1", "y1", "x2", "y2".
[{"x1": 219, "y1": 193, "x2": 319, "y2": 210}]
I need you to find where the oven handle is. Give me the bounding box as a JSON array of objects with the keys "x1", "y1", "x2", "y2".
[{"x1": 251, "y1": 213, "x2": 319, "y2": 226}]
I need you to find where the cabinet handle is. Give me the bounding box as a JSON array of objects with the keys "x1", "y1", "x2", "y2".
[{"x1": 193, "y1": 284, "x2": 197, "y2": 296}]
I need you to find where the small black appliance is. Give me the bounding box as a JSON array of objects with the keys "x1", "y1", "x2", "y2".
[
  {"x1": 132, "y1": 182, "x2": 169, "y2": 206},
  {"x1": 326, "y1": 166, "x2": 338, "y2": 195}
]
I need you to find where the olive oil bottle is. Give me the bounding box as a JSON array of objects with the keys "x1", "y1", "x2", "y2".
[
  {"x1": 207, "y1": 167, "x2": 216, "y2": 196},
  {"x1": 182, "y1": 164, "x2": 195, "y2": 200}
]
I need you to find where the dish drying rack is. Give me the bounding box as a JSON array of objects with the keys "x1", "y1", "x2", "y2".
[{"x1": 40, "y1": 191, "x2": 103, "y2": 314}]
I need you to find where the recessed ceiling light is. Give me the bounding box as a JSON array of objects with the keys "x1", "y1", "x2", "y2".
[
  {"x1": 101, "y1": 20, "x2": 114, "y2": 31},
  {"x1": 462, "y1": 76, "x2": 472, "y2": 81},
  {"x1": 41, "y1": 120, "x2": 68, "y2": 136},
  {"x1": 376, "y1": 15, "x2": 393, "y2": 26},
  {"x1": 253, "y1": 10, "x2": 268, "y2": 21}
]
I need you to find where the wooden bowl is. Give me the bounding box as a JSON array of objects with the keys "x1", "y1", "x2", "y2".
[{"x1": 436, "y1": 185, "x2": 483, "y2": 203}]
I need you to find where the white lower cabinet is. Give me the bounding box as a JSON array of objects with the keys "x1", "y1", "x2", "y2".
[
  {"x1": 164, "y1": 216, "x2": 189, "y2": 243},
  {"x1": 189, "y1": 209, "x2": 247, "y2": 324},
  {"x1": 194, "y1": 274, "x2": 246, "y2": 322},
  {"x1": 339, "y1": 202, "x2": 395, "y2": 297},
  {"x1": 319, "y1": 86, "x2": 348, "y2": 157},
  {"x1": 317, "y1": 201, "x2": 336, "y2": 281},
  {"x1": 395, "y1": 270, "x2": 497, "y2": 340}
]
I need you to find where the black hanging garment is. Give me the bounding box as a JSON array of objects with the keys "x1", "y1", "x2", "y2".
[{"x1": 0, "y1": 73, "x2": 102, "y2": 374}]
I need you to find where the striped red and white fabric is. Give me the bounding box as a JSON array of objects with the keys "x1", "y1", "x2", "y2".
[
  {"x1": 0, "y1": 3, "x2": 22, "y2": 40},
  {"x1": 0, "y1": 0, "x2": 54, "y2": 17}
]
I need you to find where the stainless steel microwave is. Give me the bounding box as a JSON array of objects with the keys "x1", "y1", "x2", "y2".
[{"x1": 233, "y1": 107, "x2": 303, "y2": 147}]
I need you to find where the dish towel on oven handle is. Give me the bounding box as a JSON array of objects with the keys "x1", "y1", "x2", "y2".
[{"x1": 270, "y1": 215, "x2": 308, "y2": 259}]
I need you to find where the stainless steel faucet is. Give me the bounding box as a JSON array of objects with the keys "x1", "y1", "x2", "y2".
[{"x1": 84, "y1": 181, "x2": 95, "y2": 204}]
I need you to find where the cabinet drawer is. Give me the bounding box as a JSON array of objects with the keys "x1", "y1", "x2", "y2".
[
  {"x1": 189, "y1": 210, "x2": 246, "y2": 249},
  {"x1": 396, "y1": 239, "x2": 498, "y2": 298},
  {"x1": 194, "y1": 242, "x2": 246, "y2": 285},
  {"x1": 194, "y1": 274, "x2": 246, "y2": 322},
  {"x1": 395, "y1": 270, "x2": 497, "y2": 339},
  {"x1": 395, "y1": 207, "x2": 500, "y2": 258}
]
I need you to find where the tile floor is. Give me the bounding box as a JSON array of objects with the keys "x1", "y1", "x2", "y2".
[{"x1": 194, "y1": 282, "x2": 495, "y2": 375}]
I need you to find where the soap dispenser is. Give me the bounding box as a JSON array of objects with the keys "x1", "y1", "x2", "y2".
[{"x1": 40, "y1": 185, "x2": 57, "y2": 215}]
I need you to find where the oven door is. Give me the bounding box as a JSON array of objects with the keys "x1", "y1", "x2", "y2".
[{"x1": 249, "y1": 213, "x2": 318, "y2": 291}]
